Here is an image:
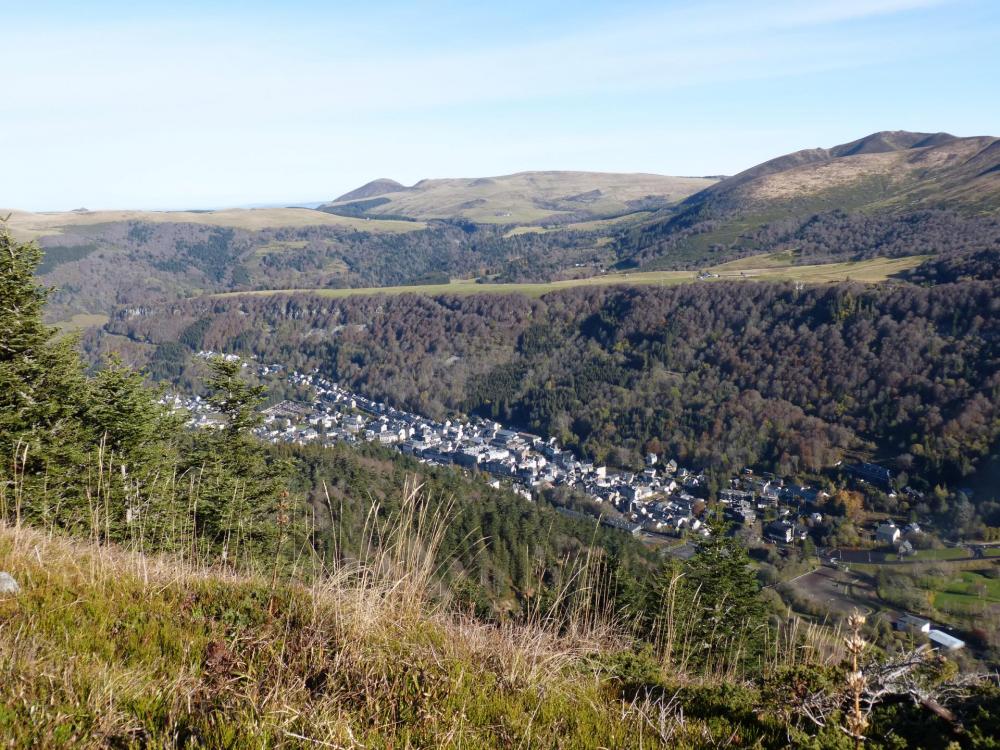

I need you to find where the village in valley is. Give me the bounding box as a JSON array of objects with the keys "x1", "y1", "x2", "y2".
[
  {"x1": 163, "y1": 352, "x2": 997, "y2": 654},
  {"x1": 167, "y1": 353, "x2": 840, "y2": 542}
]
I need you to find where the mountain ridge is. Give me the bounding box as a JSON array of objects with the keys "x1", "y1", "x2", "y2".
[
  {"x1": 618, "y1": 130, "x2": 1000, "y2": 270},
  {"x1": 321, "y1": 170, "x2": 719, "y2": 224},
  {"x1": 333, "y1": 177, "x2": 409, "y2": 202},
  {"x1": 5, "y1": 129, "x2": 999, "y2": 327}
]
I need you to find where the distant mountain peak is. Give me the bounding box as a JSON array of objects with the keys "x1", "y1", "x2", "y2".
[
  {"x1": 696, "y1": 130, "x2": 968, "y2": 201},
  {"x1": 623, "y1": 129, "x2": 1000, "y2": 271},
  {"x1": 333, "y1": 178, "x2": 407, "y2": 203},
  {"x1": 829, "y1": 130, "x2": 957, "y2": 157}
]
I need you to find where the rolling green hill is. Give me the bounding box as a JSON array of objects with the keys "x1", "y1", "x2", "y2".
[{"x1": 1, "y1": 206, "x2": 425, "y2": 242}]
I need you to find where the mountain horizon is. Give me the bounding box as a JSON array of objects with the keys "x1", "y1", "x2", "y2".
[{"x1": 6, "y1": 129, "x2": 997, "y2": 216}]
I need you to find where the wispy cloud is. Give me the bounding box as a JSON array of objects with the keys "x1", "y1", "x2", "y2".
[
  {"x1": 1, "y1": 0, "x2": 994, "y2": 209},
  {"x1": 4, "y1": 0, "x2": 963, "y2": 114}
]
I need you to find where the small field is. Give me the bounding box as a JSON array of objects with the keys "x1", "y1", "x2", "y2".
[
  {"x1": 910, "y1": 547, "x2": 972, "y2": 562},
  {"x1": 503, "y1": 211, "x2": 655, "y2": 237},
  {"x1": 924, "y1": 569, "x2": 1000, "y2": 615},
  {"x1": 710, "y1": 255, "x2": 929, "y2": 283},
  {"x1": 215, "y1": 254, "x2": 929, "y2": 301},
  {"x1": 55, "y1": 313, "x2": 110, "y2": 333},
  {"x1": 781, "y1": 566, "x2": 879, "y2": 620},
  {"x1": 709, "y1": 249, "x2": 800, "y2": 271},
  {"x1": 870, "y1": 557, "x2": 1000, "y2": 628},
  {"x1": 251, "y1": 239, "x2": 310, "y2": 257}
]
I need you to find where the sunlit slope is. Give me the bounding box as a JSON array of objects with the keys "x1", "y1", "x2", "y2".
[
  {"x1": 620, "y1": 131, "x2": 1000, "y2": 269},
  {"x1": 2, "y1": 207, "x2": 425, "y2": 240},
  {"x1": 321, "y1": 171, "x2": 719, "y2": 224}
]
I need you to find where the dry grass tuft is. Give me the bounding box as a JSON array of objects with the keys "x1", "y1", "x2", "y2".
[
  {"x1": 0, "y1": 480, "x2": 699, "y2": 747},
  {"x1": 0, "y1": 475, "x2": 863, "y2": 747}
]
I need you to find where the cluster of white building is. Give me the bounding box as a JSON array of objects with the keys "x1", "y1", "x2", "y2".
[
  {"x1": 164, "y1": 353, "x2": 943, "y2": 566},
  {"x1": 895, "y1": 613, "x2": 965, "y2": 651},
  {"x1": 165, "y1": 352, "x2": 723, "y2": 537}
]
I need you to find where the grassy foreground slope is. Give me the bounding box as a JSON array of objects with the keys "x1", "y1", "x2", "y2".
[
  {"x1": 0, "y1": 522, "x2": 639, "y2": 748},
  {"x1": 5, "y1": 515, "x2": 1000, "y2": 749},
  {"x1": 0, "y1": 519, "x2": 791, "y2": 749}
]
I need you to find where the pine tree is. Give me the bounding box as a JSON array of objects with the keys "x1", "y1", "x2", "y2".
[
  {"x1": 86, "y1": 355, "x2": 183, "y2": 469},
  {"x1": 676, "y1": 531, "x2": 769, "y2": 673},
  {"x1": 0, "y1": 225, "x2": 90, "y2": 524},
  {"x1": 84, "y1": 355, "x2": 187, "y2": 542},
  {"x1": 186, "y1": 357, "x2": 290, "y2": 564}
]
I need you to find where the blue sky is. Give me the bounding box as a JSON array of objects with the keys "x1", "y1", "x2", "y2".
[{"x1": 3, "y1": 0, "x2": 998, "y2": 210}]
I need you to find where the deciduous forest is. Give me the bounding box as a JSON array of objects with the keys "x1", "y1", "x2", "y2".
[{"x1": 95, "y1": 261, "x2": 1000, "y2": 535}]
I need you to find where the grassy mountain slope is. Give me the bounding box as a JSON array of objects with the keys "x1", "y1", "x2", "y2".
[
  {"x1": 0, "y1": 520, "x2": 675, "y2": 748},
  {"x1": 680, "y1": 131, "x2": 999, "y2": 216},
  {"x1": 620, "y1": 131, "x2": 1000, "y2": 269},
  {"x1": 5, "y1": 502, "x2": 999, "y2": 748},
  {"x1": 333, "y1": 177, "x2": 408, "y2": 202},
  {"x1": 2, "y1": 207, "x2": 425, "y2": 241},
  {"x1": 321, "y1": 171, "x2": 718, "y2": 224}
]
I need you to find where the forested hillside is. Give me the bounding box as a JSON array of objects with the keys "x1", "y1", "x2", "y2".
[
  {"x1": 95, "y1": 265, "x2": 1000, "y2": 530},
  {"x1": 1, "y1": 225, "x2": 657, "y2": 618},
  {"x1": 280, "y1": 441, "x2": 657, "y2": 616},
  {"x1": 24, "y1": 218, "x2": 614, "y2": 321},
  {"x1": 612, "y1": 132, "x2": 1000, "y2": 270}
]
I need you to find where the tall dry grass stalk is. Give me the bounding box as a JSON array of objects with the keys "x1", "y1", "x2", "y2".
[
  {"x1": 844, "y1": 611, "x2": 870, "y2": 748},
  {"x1": 2, "y1": 439, "x2": 842, "y2": 709},
  {"x1": 0, "y1": 469, "x2": 628, "y2": 717},
  {"x1": 648, "y1": 568, "x2": 845, "y2": 685},
  {"x1": 315, "y1": 477, "x2": 452, "y2": 631}
]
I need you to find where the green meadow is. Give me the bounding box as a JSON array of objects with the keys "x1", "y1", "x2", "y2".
[{"x1": 216, "y1": 254, "x2": 929, "y2": 301}]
